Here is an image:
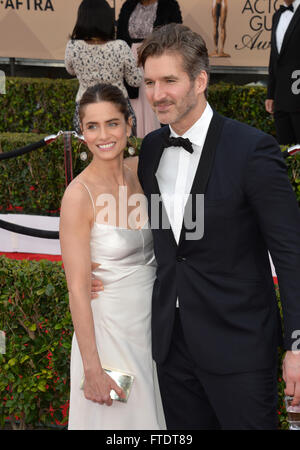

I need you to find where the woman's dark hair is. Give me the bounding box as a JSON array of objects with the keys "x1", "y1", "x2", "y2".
[
  {"x1": 71, "y1": 0, "x2": 115, "y2": 42},
  {"x1": 79, "y1": 83, "x2": 131, "y2": 123}
]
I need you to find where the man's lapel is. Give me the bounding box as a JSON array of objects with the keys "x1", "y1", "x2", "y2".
[
  {"x1": 178, "y1": 111, "x2": 225, "y2": 246},
  {"x1": 272, "y1": 10, "x2": 281, "y2": 58},
  {"x1": 152, "y1": 126, "x2": 169, "y2": 196}
]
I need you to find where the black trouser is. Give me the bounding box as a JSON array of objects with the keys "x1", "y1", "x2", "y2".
[
  {"x1": 274, "y1": 110, "x2": 300, "y2": 146},
  {"x1": 156, "y1": 310, "x2": 278, "y2": 430}
]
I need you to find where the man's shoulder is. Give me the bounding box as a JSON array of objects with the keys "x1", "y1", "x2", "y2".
[
  {"x1": 221, "y1": 114, "x2": 273, "y2": 141},
  {"x1": 142, "y1": 126, "x2": 168, "y2": 146}
]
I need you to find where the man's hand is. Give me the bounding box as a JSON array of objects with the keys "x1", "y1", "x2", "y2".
[
  {"x1": 282, "y1": 351, "x2": 300, "y2": 405},
  {"x1": 91, "y1": 262, "x2": 104, "y2": 299},
  {"x1": 265, "y1": 99, "x2": 274, "y2": 114}
]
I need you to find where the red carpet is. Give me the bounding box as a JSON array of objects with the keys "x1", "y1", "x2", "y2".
[{"x1": 0, "y1": 252, "x2": 62, "y2": 262}]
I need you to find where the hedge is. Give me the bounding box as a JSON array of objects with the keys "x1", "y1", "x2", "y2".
[
  {"x1": 0, "y1": 256, "x2": 289, "y2": 429},
  {"x1": 0, "y1": 257, "x2": 72, "y2": 429},
  {"x1": 0, "y1": 78, "x2": 78, "y2": 134},
  {"x1": 0, "y1": 77, "x2": 275, "y2": 135},
  {"x1": 208, "y1": 83, "x2": 276, "y2": 137}
]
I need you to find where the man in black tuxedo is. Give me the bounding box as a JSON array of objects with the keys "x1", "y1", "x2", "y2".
[
  {"x1": 265, "y1": 0, "x2": 300, "y2": 145},
  {"x1": 135, "y1": 23, "x2": 300, "y2": 429}
]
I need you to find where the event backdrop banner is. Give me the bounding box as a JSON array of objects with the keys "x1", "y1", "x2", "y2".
[{"x1": 0, "y1": 0, "x2": 280, "y2": 66}]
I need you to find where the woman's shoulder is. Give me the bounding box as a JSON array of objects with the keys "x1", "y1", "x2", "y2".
[
  {"x1": 61, "y1": 176, "x2": 93, "y2": 210},
  {"x1": 111, "y1": 39, "x2": 130, "y2": 48},
  {"x1": 66, "y1": 39, "x2": 82, "y2": 47}
]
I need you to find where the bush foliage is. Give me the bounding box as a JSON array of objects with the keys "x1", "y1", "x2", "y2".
[
  {"x1": 0, "y1": 257, "x2": 72, "y2": 429},
  {"x1": 0, "y1": 78, "x2": 78, "y2": 134},
  {"x1": 0, "y1": 77, "x2": 275, "y2": 136}
]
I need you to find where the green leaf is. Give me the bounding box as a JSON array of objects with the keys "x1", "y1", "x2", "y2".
[
  {"x1": 8, "y1": 358, "x2": 17, "y2": 366},
  {"x1": 37, "y1": 382, "x2": 46, "y2": 392},
  {"x1": 45, "y1": 284, "x2": 55, "y2": 297},
  {"x1": 36, "y1": 288, "x2": 45, "y2": 296},
  {"x1": 20, "y1": 355, "x2": 30, "y2": 364}
]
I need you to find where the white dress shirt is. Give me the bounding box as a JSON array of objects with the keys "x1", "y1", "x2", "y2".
[
  {"x1": 155, "y1": 102, "x2": 213, "y2": 307},
  {"x1": 276, "y1": 0, "x2": 300, "y2": 53}
]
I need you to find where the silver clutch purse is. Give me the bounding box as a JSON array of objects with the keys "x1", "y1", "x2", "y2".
[{"x1": 80, "y1": 367, "x2": 134, "y2": 403}]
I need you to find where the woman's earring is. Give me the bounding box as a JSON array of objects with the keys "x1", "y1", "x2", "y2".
[
  {"x1": 127, "y1": 136, "x2": 138, "y2": 156},
  {"x1": 80, "y1": 151, "x2": 88, "y2": 161},
  {"x1": 78, "y1": 140, "x2": 88, "y2": 161}
]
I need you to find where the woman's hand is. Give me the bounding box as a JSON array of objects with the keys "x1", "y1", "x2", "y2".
[{"x1": 83, "y1": 367, "x2": 125, "y2": 406}]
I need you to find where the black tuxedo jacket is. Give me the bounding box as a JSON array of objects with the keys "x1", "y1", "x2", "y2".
[
  {"x1": 267, "y1": 5, "x2": 300, "y2": 111},
  {"x1": 138, "y1": 112, "x2": 300, "y2": 374}
]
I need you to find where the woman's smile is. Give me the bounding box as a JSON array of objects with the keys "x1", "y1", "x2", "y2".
[{"x1": 96, "y1": 142, "x2": 116, "y2": 151}]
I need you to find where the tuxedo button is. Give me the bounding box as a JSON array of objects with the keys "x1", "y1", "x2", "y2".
[{"x1": 176, "y1": 256, "x2": 186, "y2": 262}]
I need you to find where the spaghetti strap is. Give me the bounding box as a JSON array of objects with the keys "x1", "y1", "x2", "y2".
[
  {"x1": 124, "y1": 163, "x2": 133, "y2": 171},
  {"x1": 76, "y1": 181, "x2": 96, "y2": 222}
]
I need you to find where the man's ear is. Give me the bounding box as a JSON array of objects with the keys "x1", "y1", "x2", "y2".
[{"x1": 195, "y1": 70, "x2": 208, "y2": 96}]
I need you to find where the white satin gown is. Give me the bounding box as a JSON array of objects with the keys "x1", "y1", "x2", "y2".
[{"x1": 67, "y1": 182, "x2": 165, "y2": 430}]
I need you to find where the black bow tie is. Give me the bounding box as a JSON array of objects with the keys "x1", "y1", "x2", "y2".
[
  {"x1": 164, "y1": 136, "x2": 194, "y2": 154},
  {"x1": 279, "y1": 4, "x2": 294, "y2": 13}
]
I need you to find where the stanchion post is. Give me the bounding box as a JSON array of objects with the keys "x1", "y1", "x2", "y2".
[{"x1": 63, "y1": 131, "x2": 74, "y2": 187}]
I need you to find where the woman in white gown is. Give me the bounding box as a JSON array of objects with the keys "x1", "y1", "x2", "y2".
[{"x1": 59, "y1": 83, "x2": 165, "y2": 430}]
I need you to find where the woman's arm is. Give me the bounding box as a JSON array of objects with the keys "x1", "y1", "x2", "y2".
[
  {"x1": 64, "y1": 40, "x2": 76, "y2": 76},
  {"x1": 121, "y1": 41, "x2": 143, "y2": 88},
  {"x1": 116, "y1": 1, "x2": 130, "y2": 44},
  {"x1": 60, "y1": 183, "x2": 124, "y2": 405}
]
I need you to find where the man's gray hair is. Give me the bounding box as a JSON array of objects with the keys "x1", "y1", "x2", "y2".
[{"x1": 138, "y1": 23, "x2": 210, "y2": 96}]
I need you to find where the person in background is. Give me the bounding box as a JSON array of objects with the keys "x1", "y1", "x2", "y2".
[
  {"x1": 117, "y1": 0, "x2": 182, "y2": 138},
  {"x1": 265, "y1": 0, "x2": 300, "y2": 145},
  {"x1": 65, "y1": 0, "x2": 142, "y2": 135}
]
